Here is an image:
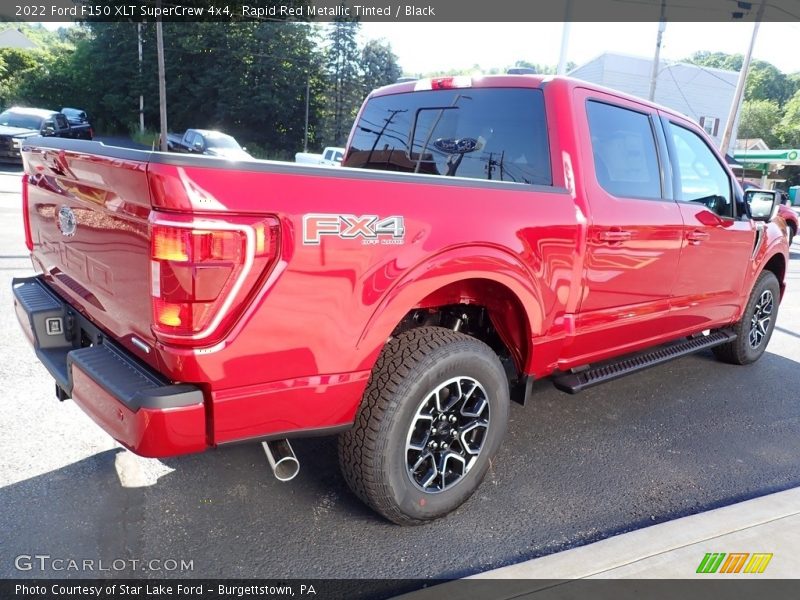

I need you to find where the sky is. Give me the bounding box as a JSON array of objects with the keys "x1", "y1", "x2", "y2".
[
  {"x1": 39, "y1": 21, "x2": 800, "y2": 76},
  {"x1": 358, "y1": 22, "x2": 800, "y2": 76}
]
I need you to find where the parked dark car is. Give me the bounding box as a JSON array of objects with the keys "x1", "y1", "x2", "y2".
[
  {"x1": 60, "y1": 107, "x2": 90, "y2": 127},
  {"x1": 167, "y1": 128, "x2": 251, "y2": 160},
  {"x1": 0, "y1": 107, "x2": 93, "y2": 162}
]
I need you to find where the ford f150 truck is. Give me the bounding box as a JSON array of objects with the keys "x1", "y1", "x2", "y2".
[
  {"x1": 0, "y1": 107, "x2": 93, "y2": 162},
  {"x1": 13, "y1": 76, "x2": 789, "y2": 525}
]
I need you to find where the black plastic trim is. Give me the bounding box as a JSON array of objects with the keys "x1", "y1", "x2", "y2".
[
  {"x1": 12, "y1": 275, "x2": 204, "y2": 412},
  {"x1": 552, "y1": 330, "x2": 737, "y2": 394},
  {"x1": 217, "y1": 424, "x2": 353, "y2": 447}
]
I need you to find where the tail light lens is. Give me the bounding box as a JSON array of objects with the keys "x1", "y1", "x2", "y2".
[
  {"x1": 22, "y1": 174, "x2": 33, "y2": 251},
  {"x1": 150, "y1": 216, "x2": 280, "y2": 344},
  {"x1": 415, "y1": 76, "x2": 473, "y2": 91}
]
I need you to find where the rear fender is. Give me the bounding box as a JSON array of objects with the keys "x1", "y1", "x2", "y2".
[{"x1": 356, "y1": 246, "x2": 543, "y2": 374}]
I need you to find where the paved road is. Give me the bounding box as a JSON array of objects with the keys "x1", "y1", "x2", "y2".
[{"x1": 1, "y1": 171, "x2": 799, "y2": 581}]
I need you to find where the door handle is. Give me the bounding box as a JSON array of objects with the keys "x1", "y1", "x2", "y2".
[
  {"x1": 597, "y1": 229, "x2": 632, "y2": 242},
  {"x1": 686, "y1": 230, "x2": 710, "y2": 245}
]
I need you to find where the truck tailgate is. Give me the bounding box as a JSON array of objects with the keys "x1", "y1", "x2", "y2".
[{"x1": 23, "y1": 144, "x2": 158, "y2": 368}]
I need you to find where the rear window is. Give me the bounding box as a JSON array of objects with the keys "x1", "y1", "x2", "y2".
[{"x1": 344, "y1": 88, "x2": 552, "y2": 185}]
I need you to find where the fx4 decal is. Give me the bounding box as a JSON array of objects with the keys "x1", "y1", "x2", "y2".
[{"x1": 303, "y1": 214, "x2": 405, "y2": 245}]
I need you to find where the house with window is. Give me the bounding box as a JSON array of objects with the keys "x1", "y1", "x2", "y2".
[{"x1": 569, "y1": 52, "x2": 739, "y2": 149}]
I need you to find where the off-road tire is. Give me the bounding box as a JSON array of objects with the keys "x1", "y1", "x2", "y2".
[
  {"x1": 338, "y1": 326, "x2": 509, "y2": 525},
  {"x1": 713, "y1": 270, "x2": 780, "y2": 365}
]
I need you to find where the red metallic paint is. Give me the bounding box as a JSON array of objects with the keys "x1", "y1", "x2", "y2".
[
  {"x1": 70, "y1": 366, "x2": 207, "y2": 457},
  {"x1": 19, "y1": 76, "x2": 790, "y2": 458}
]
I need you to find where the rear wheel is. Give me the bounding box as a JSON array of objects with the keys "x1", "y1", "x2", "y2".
[
  {"x1": 713, "y1": 271, "x2": 780, "y2": 365},
  {"x1": 338, "y1": 326, "x2": 509, "y2": 525}
]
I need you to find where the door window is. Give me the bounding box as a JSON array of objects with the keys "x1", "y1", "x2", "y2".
[
  {"x1": 586, "y1": 100, "x2": 662, "y2": 200},
  {"x1": 668, "y1": 123, "x2": 733, "y2": 218}
]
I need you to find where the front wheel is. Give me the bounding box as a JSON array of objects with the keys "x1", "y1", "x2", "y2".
[
  {"x1": 338, "y1": 327, "x2": 509, "y2": 525},
  {"x1": 713, "y1": 270, "x2": 780, "y2": 365}
]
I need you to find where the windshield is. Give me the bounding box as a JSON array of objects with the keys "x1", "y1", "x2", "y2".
[
  {"x1": 0, "y1": 111, "x2": 43, "y2": 130},
  {"x1": 62, "y1": 108, "x2": 86, "y2": 121},
  {"x1": 205, "y1": 134, "x2": 241, "y2": 150}
]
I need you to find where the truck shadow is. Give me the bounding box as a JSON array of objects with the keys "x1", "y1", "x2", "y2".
[{"x1": 3, "y1": 350, "x2": 800, "y2": 580}]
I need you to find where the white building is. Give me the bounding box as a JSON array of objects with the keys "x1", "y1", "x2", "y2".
[
  {"x1": 0, "y1": 29, "x2": 38, "y2": 50},
  {"x1": 569, "y1": 52, "x2": 739, "y2": 149}
]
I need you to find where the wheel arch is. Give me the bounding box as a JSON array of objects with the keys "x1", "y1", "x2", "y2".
[
  {"x1": 762, "y1": 251, "x2": 786, "y2": 298},
  {"x1": 355, "y1": 247, "x2": 544, "y2": 378}
]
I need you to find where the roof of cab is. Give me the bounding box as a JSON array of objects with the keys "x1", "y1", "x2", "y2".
[{"x1": 367, "y1": 74, "x2": 695, "y2": 125}]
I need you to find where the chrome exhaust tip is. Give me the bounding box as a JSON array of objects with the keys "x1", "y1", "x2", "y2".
[{"x1": 262, "y1": 439, "x2": 300, "y2": 482}]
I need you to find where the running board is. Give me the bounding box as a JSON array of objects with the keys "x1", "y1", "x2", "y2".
[{"x1": 552, "y1": 330, "x2": 737, "y2": 394}]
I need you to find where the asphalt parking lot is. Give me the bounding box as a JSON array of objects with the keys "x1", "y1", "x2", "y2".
[{"x1": 1, "y1": 163, "x2": 799, "y2": 582}]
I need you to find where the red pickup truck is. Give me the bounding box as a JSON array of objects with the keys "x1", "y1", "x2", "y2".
[{"x1": 13, "y1": 76, "x2": 789, "y2": 525}]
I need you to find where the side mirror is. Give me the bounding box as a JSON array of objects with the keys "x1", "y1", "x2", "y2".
[{"x1": 745, "y1": 189, "x2": 780, "y2": 222}]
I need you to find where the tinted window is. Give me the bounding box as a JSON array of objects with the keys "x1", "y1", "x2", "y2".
[
  {"x1": 669, "y1": 123, "x2": 732, "y2": 218},
  {"x1": 586, "y1": 101, "x2": 662, "y2": 199},
  {"x1": 345, "y1": 88, "x2": 551, "y2": 185},
  {"x1": 55, "y1": 114, "x2": 68, "y2": 129}
]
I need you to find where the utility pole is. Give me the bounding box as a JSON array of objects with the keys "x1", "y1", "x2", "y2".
[
  {"x1": 648, "y1": 0, "x2": 667, "y2": 101},
  {"x1": 720, "y1": 0, "x2": 766, "y2": 155},
  {"x1": 137, "y1": 22, "x2": 144, "y2": 134},
  {"x1": 556, "y1": 0, "x2": 572, "y2": 75},
  {"x1": 303, "y1": 75, "x2": 310, "y2": 153},
  {"x1": 156, "y1": 7, "x2": 168, "y2": 152}
]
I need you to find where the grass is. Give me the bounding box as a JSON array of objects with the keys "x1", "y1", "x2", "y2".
[{"x1": 130, "y1": 127, "x2": 160, "y2": 149}]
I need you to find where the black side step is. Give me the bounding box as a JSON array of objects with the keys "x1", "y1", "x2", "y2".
[{"x1": 552, "y1": 330, "x2": 737, "y2": 394}]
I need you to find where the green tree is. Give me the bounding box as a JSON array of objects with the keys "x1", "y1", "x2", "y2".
[
  {"x1": 325, "y1": 18, "x2": 362, "y2": 146},
  {"x1": 686, "y1": 51, "x2": 793, "y2": 105},
  {"x1": 777, "y1": 89, "x2": 800, "y2": 147},
  {"x1": 738, "y1": 99, "x2": 781, "y2": 147},
  {"x1": 360, "y1": 39, "x2": 402, "y2": 96},
  {"x1": 0, "y1": 47, "x2": 41, "y2": 108}
]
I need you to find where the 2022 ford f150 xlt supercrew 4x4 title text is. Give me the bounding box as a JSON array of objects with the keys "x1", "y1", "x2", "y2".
[{"x1": 13, "y1": 76, "x2": 789, "y2": 524}]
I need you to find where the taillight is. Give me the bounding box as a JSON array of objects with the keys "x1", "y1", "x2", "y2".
[
  {"x1": 150, "y1": 216, "x2": 279, "y2": 344},
  {"x1": 415, "y1": 76, "x2": 473, "y2": 91},
  {"x1": 22, "y1": 174, "x2": 33, "y2": 251}
]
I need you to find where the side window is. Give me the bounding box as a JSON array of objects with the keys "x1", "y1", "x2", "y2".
[
  {"x1": 43, "y1": 119, "x2": 55, "y2": 132},
  {"x1": 586, "y1": 100, "x2": 662, "y2": 200},
  {"x1": 668, "y1": 123, "x2": 732, "y2": 218},
  {"x1": 55, "y1": 114, "x2": 68, "y2": 129}
]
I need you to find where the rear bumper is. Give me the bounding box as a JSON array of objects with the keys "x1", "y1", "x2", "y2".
[{"x1": 12, "y1": 276, "x2": 207, "y2": 457}]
